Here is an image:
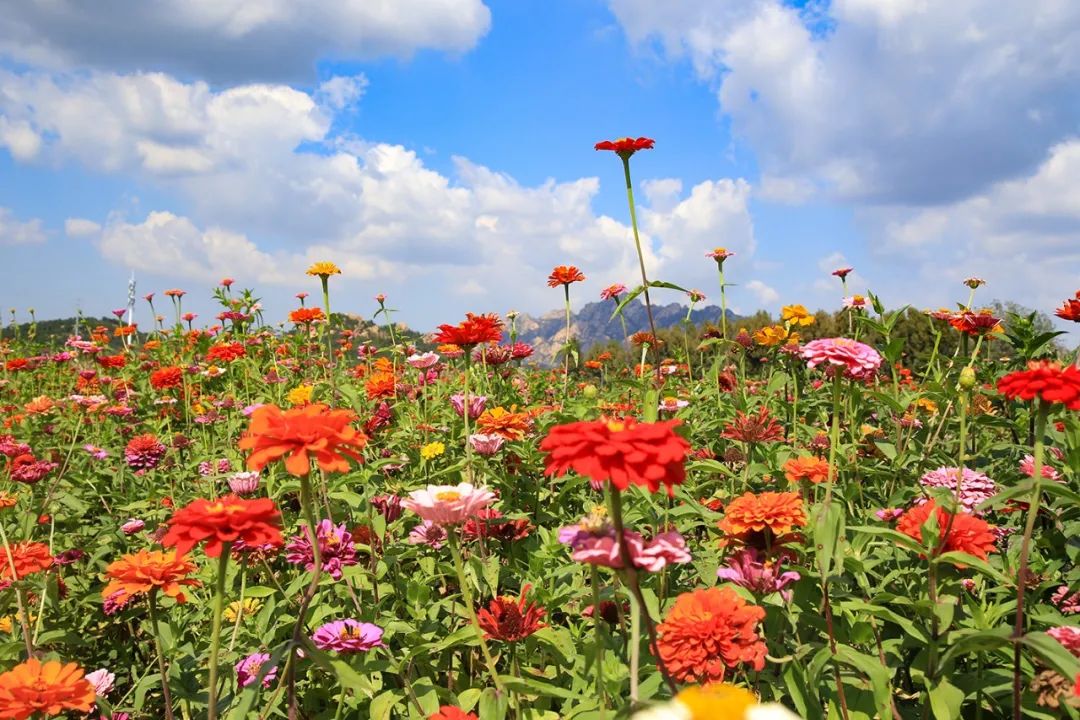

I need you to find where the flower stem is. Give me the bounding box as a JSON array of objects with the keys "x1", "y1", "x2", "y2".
[
  {"x1": 0, "y1": 520, "x2": 34, "y2": 658},
  {"x1": 228, "y1": 563, "x2": 247, "y2": 652},
  {"x1": 148, "y1": 591, "x2": 177, "y2": 720},
  {"x1": 287, "y1": 473, "x2": 324, "y2": 720},
  {"x1": 462, "y1": 355, "x2": 474, "y2": 482},
  {"x1": 564, "y1": 284, "x2": 572, "y2": 398},
  {"x1": 447, "y1": 530, "x2": 505, "y2": 693},
  {"x1": 590, "y1": 566, "x2": 607, "y2": 718},
  {"x1": 206, "y1": 543, "x2": 232, "y2": 720},
  {"x1": 1012, "y1": 400, "x2": 1049, "y2": 720},
  {"x1": 621, "y1": 157, "x2": 660, "y2": 381},
  {"x1": 717, "y1": 265, "x2": 728, "y2": 341}
]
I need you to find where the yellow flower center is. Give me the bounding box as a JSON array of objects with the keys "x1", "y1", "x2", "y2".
[
  {"x1": 606, "y1": 421, "x2": 626, "y2": 433},
  {"x1": 435, "y1": 490, "x2": 462, "y2": 502},
  {"x1": 677, "y1": 684, "x2": 757, "y2": 719}
]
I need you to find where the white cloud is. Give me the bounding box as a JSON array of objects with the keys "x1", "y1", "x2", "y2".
[
  {"x1": 745, "y1": 279, "x2": 779, "y2": 306},
  {"x1": 317, "y1": 75, "x2": 368, "y2": 111},
  {"x1": 0, "y1": 1, "x2": 491, "y2": 83},
  {"x1": 0, "y1": 118, "x2": 41, "y2": 161},
  {"x1": 64, "y1": 218, "x2": 102, "y2": 237},
  {"x1": 0, "y1": 208, "x2": 46, "y2": 245},
  {"x1": 609, "y1": 0, "x2": 1080, "y2": 205}
]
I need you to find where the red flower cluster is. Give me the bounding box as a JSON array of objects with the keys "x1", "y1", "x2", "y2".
[
  {"x1": 1, "y1": 541, "x2": 54, "y2": 581},
  {"x1": 594, "y1": 137, "x2": 655, "y2": 157},
  {"x1": 997, "y1": 361, "x2": 1080, "y2": 410},
  {"x1": 1055, "y1": 291, "x2": 1080, "y2": 323},
  {"x1": 476, "y1": 584, "x2": 547, "y2": 642},
  {"x1": 433, "y1": 313, "x2": 504, "y2": 349},
  {"x1": 949, "y1": 309, "x2": 1002, "y2": 337},
  {"x1": 547, "y1": 265, "x2": 585, "y2": 288},
  {"x1": 896, "y1": 500, "x2": 997, "y2": 561},
  {"x1": 206, "y1": 342, "x2": 246, "y2": 363},
  {"x1": 162, "y1": 495, "x2": 282, "y2": 557},
  {"x1": 429, "y1": 708, "x2": 477, "y2": 720},
  {"x1": 239, "y1": 404, "x2": 368, "y2": 476},
  {"x1": 150, "y1": 366, "x2": 184, "y2": 390},
  {"x1": 540, "y1": 418, "x2": 690, "y2": 495}
]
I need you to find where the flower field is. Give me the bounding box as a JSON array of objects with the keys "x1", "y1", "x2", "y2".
[{"x1": 2, "y1": 139, "x2": 1080, "y2": 720}]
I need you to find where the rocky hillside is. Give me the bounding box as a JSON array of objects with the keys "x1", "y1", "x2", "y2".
[{"x1": 514, "y1": 298, "x2": 734, "y2": 365}]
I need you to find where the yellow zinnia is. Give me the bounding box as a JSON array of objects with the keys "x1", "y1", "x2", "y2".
[
  {"x1": 306, "y1": 261, "x2": 341, "y2": 278},
  {"x1": 286, "y1": 385, "x2": 314, "y2": 406},
  {"x1": 223, "y1": 597, "x2": 262, "y2": 623},
  {"x1": 420, "y1": 442, "x2": 446, "y2": 460},
  {"x1": 753, "y1": 325, "x2": 790, "y2": 347},
  {"x1": 781, "y1": 304, "x2": 815, "y2": 327}
]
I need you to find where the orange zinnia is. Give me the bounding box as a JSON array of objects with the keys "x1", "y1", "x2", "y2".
[
  {"x1": 1, "y1": 541, "x2": 53, "y2": 581},
  {"x1": 289, "y1": 307, "x2": 326, "y2": 325},
  {"x1": 162, "y1": 495, "x2": 282, "y2": 558},
  {"x1": 365, "y1": 372, "x2": 397, "y2": 400},
  {"x1": 783, "y1": 456, "x2": 831, "y2": 484},
  {"x1": 0, "y1": 658, "x2": 96, "y2": 719},
  {"x1": 896, "y1": 500, "x2": 998, "y2": 561},
  {"x1": 547, "y1": 265, "x2": 586, "y2": 288},
  {"x1": 102, "y1": 549, "x2": 199, "y2": 608},
  {"x1": 476, "y1": 406, "x2": 532, "y2": 441},
  {"x1": 433, "y1": 314, "x2": 503, "y2": 350},
  {"x1": 239, "y1": 403, "x2": 368, "y2": 476},
  {"x1": 656, "y1": 586, "x2": 767, "y2": 683},
  {"x1": 719, "y1": 491, "x2": 807, "y2": 539}
]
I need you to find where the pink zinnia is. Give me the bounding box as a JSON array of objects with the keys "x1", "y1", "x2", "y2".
[
  {"x1": 832, "y1": 267, "x2": 853, "y2": 279},
  {"x1": 236, "y1": 652, "x2": 277, "y2": 688},
  {"x1": 800, "y1": 338, "x2": 882, "y2": 379},
  {"x1": 469, "y1": 433, "x2": 505, "y2": 456},
  {"x1": 600, "y1": 284, "x2": 627, "y2": 301},
  {"x1": 85, "y1": 668, "x2": 115, "y2": 697},
  {"x1": 407, "y1": 352, "x2": 440, "y2": 369},
  {"x1": 408, "y1": 520, "x2": 447, "y2": 549},
  {"x1": 402, "y1": 483, "x2": 496, "y2": 526},
  {"x1": 1019, "y1": 454, "x2": 1061, "y2": 482},
  {"x1": 450, "y1": 394, "x2": 487, "y2": 420},
  {"x1": 717, "y1": 548, "x2": 801, "y2": 602},
  {"x1": 917, "y1": 467, "x2": 997, "y2": 515},
  {"x1": 1048, "y1": 626, "x2": 1080, "y2": 657},
  {"x1": 1051, "y1": 586, "x2": 1080, "y2": 614},
  {"x1": 558, "y1": 518, "x2": 691, "y2": 572},
  {"x1": 285, "y1": 519, "x2": 358, "y2": 579},
  {"x1": 311, "y1": 619, "x2": 384, "y2": 654},
  {"x1": 120, "y1": 518, "x2": 145, "y2": 535},
  {"x1": 706, "y1": 248, "x2": 735, "y2": 261},
  {"x1": 228, "y1": 471, "x2": 261, "y2": 496},
  {"x1": 124, "y1": 434, "x2": 167, "y2": 470}
]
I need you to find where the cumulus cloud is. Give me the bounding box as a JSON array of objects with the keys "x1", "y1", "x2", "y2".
[
  {"x1": 64, "y1": 218, "x2": 102, "y2": 237},
  {"x1": 745, "y1": 279, "x2": 779, "y2": 306},
  {"x1": 0, "y1": 208, "x2": 46, "y2": 245},
  {"x1": 0, "y1": 1, "x2": 491, "y2": 83},
  {"x1": 609, "y1": 0, "x2": 1080, "y2": 205}
]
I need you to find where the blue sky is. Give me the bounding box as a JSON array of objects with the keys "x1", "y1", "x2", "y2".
[{"x1": 0, "y1": 0, "x2": 1077, "y2": 337}]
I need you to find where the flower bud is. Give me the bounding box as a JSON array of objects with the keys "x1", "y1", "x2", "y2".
[
  {"x1": 582, "y1": 384, "x2": 599, "y2": 399},
  {"x1": 958, "y1": 366, "x2": 976, "y2": 390}
]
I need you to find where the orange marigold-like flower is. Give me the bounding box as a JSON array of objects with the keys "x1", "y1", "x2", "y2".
[
  {"x1": 783, "y1": 456, "x2": 832, "y2": 484},
  {"x1": 0, "y1": 658, "x2": 96, "y2": 719},
  {"x1": 150, "y1": 366, "x2": 184, "y2": 390},
  {"x1": 23, "y1": 396, "x2": 55, "y2": 415},
  {"x1": 102, "y1": 548, "x2": 200, "y2": 607},
  {"x1": 365, "y1": 372, "x2": 397, "y2": 400},
  {"x1": 896, "y1": 500, "x2": 998, "y2": 561},
  {"x1": 656, "y1": 586, "x2": 767, "y2": 683},
  {"x1": 289, "y1": 307, "x2": 326, "y2": 325},
  {"x1": 540, "y1": 418, "x2": 690, "y2": 495},
  {"x1": 0, "y1": 492, "x2": 17, "y2": 510},
  {"x1": 239, "y1": 404, "x2": 368, "y2": 476},
  {"x1": 1, "y1": 541, "x2": 53, "y2": 581},
  {"x1": 476, "y1": 406, "x2": 532, "y2": 441},
  {"x1": 547, "y1": 265, "x2": 586, "y2": 288},
  {"x1": 162, "y1": 495, "x2": 282, "y2": 558},
  {"x1": 719, "y1": 491, "x2": 807, "y2": 539},
  {"x1": 206, "y1": 342, "x2": 246, "y2": 363},
  {"x1": 433, "y1": 314, "x2": 503, "y2": 349}
]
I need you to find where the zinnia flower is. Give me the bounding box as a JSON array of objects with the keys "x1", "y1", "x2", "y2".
[
  {"x1": 1049, "y1": 626, "x2": 1080, "y2": 657},
  {"x1": 721, "y1": 407, "x2": 785, "y2": 444},
  {"x1": 305, "y1": 261, "x2": 341, "y2": 278},
  {"x1": 123, "y1": 434, "x2": 167, "y2": 471},
  {"x1": 433, "y1": 314, "x2": 503, "y2": 349},
  {"x1": 783, "y1": 456, "x2": 831, "y2": 484},
  {"x1": 468, "y1": 433, "x2": 505, "y2": 456},
  {"x1": 149, "y1": 366, "x2": 183, "y2": 390},
  {"x1": 475, "y1": 406, "x2": 532, "y2": 441},
  {"x1": 633, "y1": 684, "x2": 800, "y2": 720},
  {"x1": 476, "y1": 584, "x2": 547, "y2": 642},
  {"x1": 430, "y1": 708, "x2": 478, "y2": 720},
  {"x1": 239, "y1": 404, "x2": 368, "y2": 476},
  {"x1": 540, "y1": 418, "x2": 690, "y2": 495},
  {"x1": 402, "y1": 483, "x2": 496, "y2": 526},
  {"x1": 162, "y1": 495, "x2": 282, "y2": 557},
  {"x1": 408, "y1": 520, "x2": 448, "y2": 549},
  {"x1": 285, "y1": 519, "x2": 358, "y2": 579},
  {"x1": 595, "y1": 136, "x2": 654, "y2": 157},
  {"x1": 101, "y1": 548, "x2": 199, "y2": 607},
  {"x1": 997, "y1": 361, "x2": 1080, "y2": 410},
  {"x1": 600, "y1": 284, "x2": 627, "y2": 301},
  {"x1": 656, "y1": 587, "x2": 767, "y2": 683},
  {"x1": 235, "y1": 652, "x2": 277, "y2": 689},
  {"x1": 228, "y1": 471, "x2": 261, "y2": 496},
  {"x1": 0, "y1": 658, "x2": 96, "y2": 719},
  {"x1": 917, "y1": 467, "x2": 997, "y2": 514},
  {"x1": 311, "y1": 619, "x2": 384, "y2": 654},
  {"x1": 949, "y1": 309, "x2": 1002, "y2": 337},
  {"x1": 1, "y1": 541, "x2": 53, "y2": 581},
  {"x1": 832, "y1": 267, "x2": 853, "y2": 279},
  {"x1": 800, "y1": 338, "x2": 882, "y2": 380},
  {"x1": 895, "y1": 500, "x2": 997, "y2": 561},
  {"x1": 289, "y1": 307, "x2": 326, "y2": 325},
  {"x1": 780, "y1": 304, "x2": 814, "y2": 327},
  {"x1": 717, "y1": 548, "x2": 800, "y2": 602},
  {"x1": 547, "y1": 265, "x2": 586, "y2": 288},
  {"x1": 718, "y1": 492, "x2": 807, "y2": 544},
  {"x1": 1054, "y1": 292, "x2": 1080, "y2": 323},
  {"x1": 83, "y1": 669, "x2": 114, "y2": 698}
]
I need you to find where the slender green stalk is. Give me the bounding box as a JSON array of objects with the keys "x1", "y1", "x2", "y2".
[
  {"x1": 148, "y1": 591, "x2": 177, "y2": 720},
  {"x1": 718, "y1": 264, "x2": 729, "y2": 341},
  {"x1": 446, "y1": 530, "x2": 504, "y2": 693},
  {"x1": 228, "y1": 564, "x2": 247, "y2": 652},
  {"x1": 0, "y1": 520, "x2": 33, "y2": 657},
  {"x1": 590, "y1": 566, "x2": 606, "y2": 718},
  {"x1": 1012, "y1": 401, "x2": 1049, "y2": 720},
  {"x1": 287, "y1": 473, "x2": 324, "y2": 720},
  {"x1": 620, "y1": 157, "x2": 660, "y2": 379},
  {"x1": 563, "y1": 283, "x2": 572, "y2": 397},
  {"x1": 462, "y1": 355, "x2": 475, "y2": 482},
  {"x1": 206, "y1": 543, "x2": 232, "y2": 720}
]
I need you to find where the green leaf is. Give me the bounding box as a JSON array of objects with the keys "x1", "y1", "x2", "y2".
[
  {"x1": 1022, "y1": 632, "x2": 1080, "y2": 680},
  {"x1": 610, "y1": 285, "x2": 646, "y2": 321},
  {"x1": 370, "y1": 690, "x2": 404, "y2": 720},
  {"x1": 926, "y1": 677, "x2": 965, "y2": 720},
  {"x1": 812, "y1": 502, "x2": 846, "y2": 577},
  {"x1": 934, "y1": 552, "x2": 1012, "y2": 587},
  {"x1": 849, "y1": 526, "x2": 924, "y2": 554},
  {"x1": 479, "y1": 687, "x2": 509, "y2": 720}
]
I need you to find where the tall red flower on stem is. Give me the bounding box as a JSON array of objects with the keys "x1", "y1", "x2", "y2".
[
  {"x1": 594, "y1": 137, "x2": 655, "y2": 157},
  {"x1": 476, "y1": 584, "x2": 547, "y2": 642},
  {"x1": 895, "y1": 500, "x2": 997, "y2": 561},
  {"x1": 997, "y1": 361, "x2": 1080, "y2": 410},
  {"x1": 547, "y1": 265, "x2": 585, "y2": 288},
  {"x1": 1054, "y1": 291, "x2": 1080, "y2": 322},
  {"x1": 162, "y1": 495, "x2": 282, "y2": 557},
  {"x1": 433, "y1": 313, "x2": 504, "y2": 351},
  {"x1": 540, "y1": 418, "x2": 690, "y2": 495}
]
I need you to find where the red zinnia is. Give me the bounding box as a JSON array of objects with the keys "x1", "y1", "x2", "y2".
[
  {"x1": 476, "y1": 584, "x2": 547, "y2": 642},
  {"x1": 1054, "y1": 292, "x2": 1080, "y2": 322},
  {"x1": 895, "y1": 500, "x2": 997, "y2": 561},
  {"x1": 656, "y1": 586, "x2": 767, "y2": 683},
  {"x1": 594, "y1": 136, "x2": 655, "y2": 157},
  {"x1": 1, "y1": 541, "x2": 54, "y2": 581},
  {"x1": 150, "y1": 366, "x2": 184, "y2": 390},
  {"x1": 547, "y1": 265, "x2": 586, "y2": 288},
  {"x1": 997, "y1": 361, "x2": 1080, "y2": 410},
  {"x1": 433, "y1": 313, "x2": 504, "y2": 349},
  {"x1": 429, "y1": 708, "x2": 478, "y2": 720},
  {"x1": 206, "y1": 342, "x2": 246, "y2": 363},
  {"x1": 948, "y1": 309, "x2": 1002, "y2": 337},
  {"x1": 162, "y1": 495, "x2": 282, "y2": 558},
  {"x1": 721, "y1": 406, "x2": 785, "y2": 444},
  {"x1": 540, "y1": 418, "x2": 690, "y2": 495},
  {"x1": 239, "y1": 404, "x2": 368, "y2": 476}
]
